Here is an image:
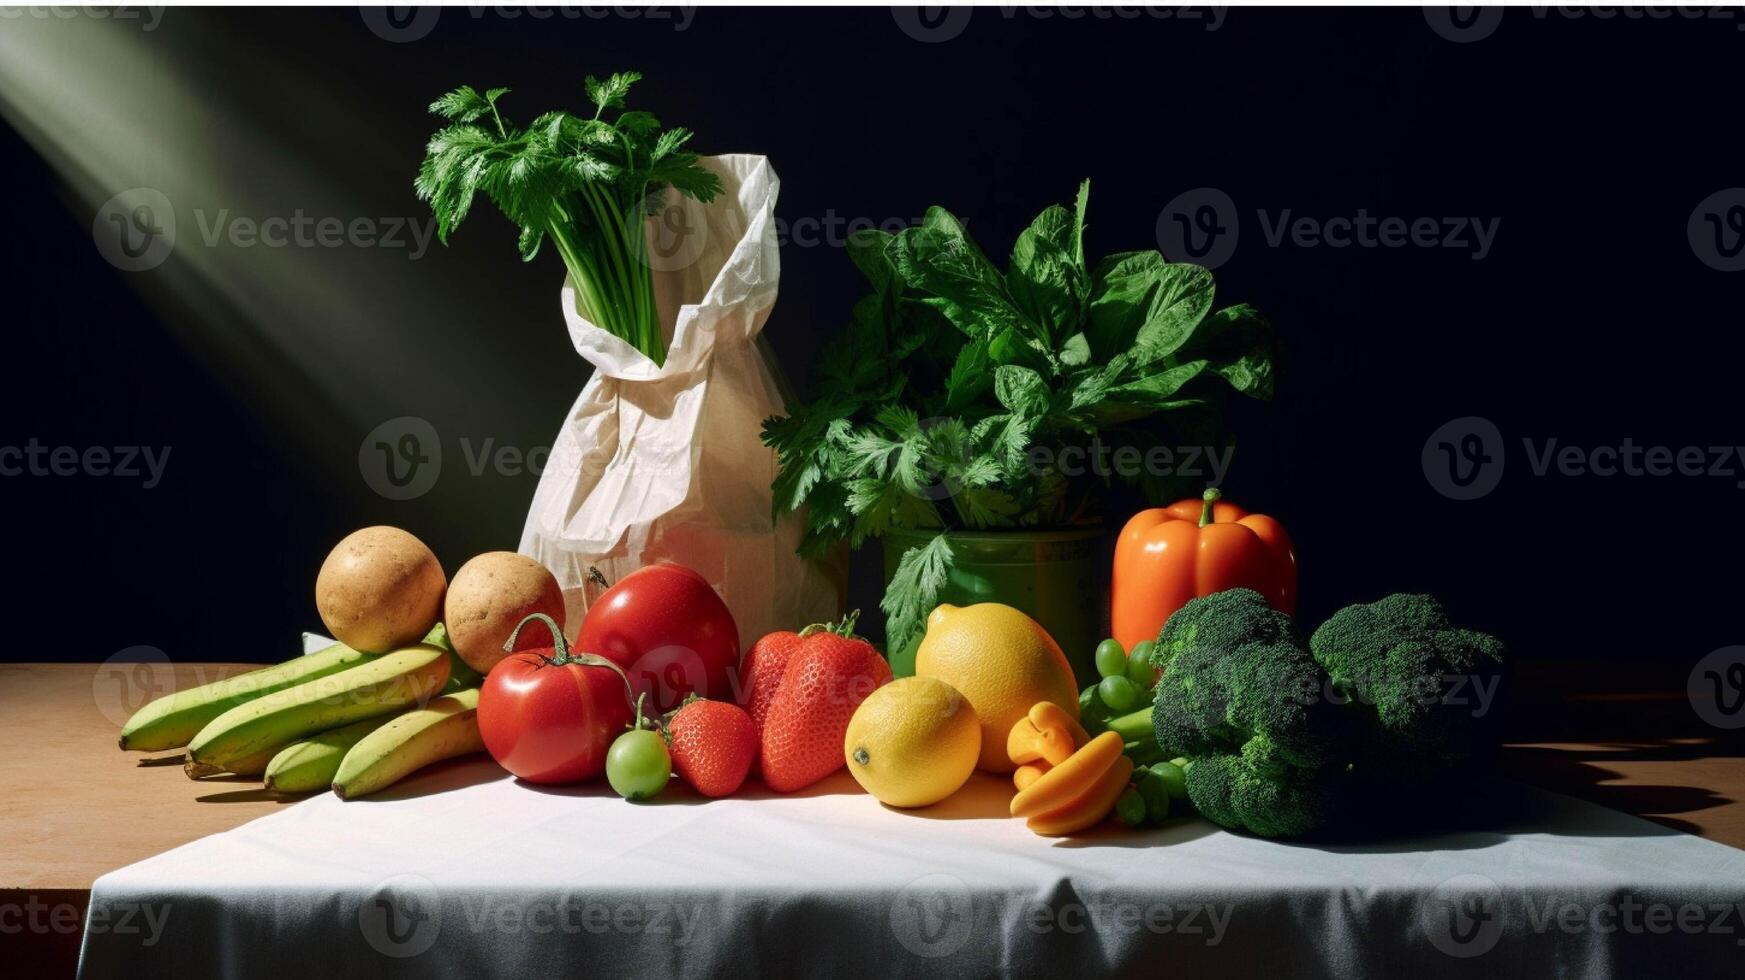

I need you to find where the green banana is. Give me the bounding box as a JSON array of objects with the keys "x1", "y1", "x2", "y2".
[
  {"x1": 119, "y1": 642, "x2": 374, "y2": 752},
  {"x1": 183, "y1": 745, "x2": 280, "y2": 780},
  {"x1": 261, "y1": 715, "x2": 398, "y2": 794},
  {"x1": 333, "y1": 688, "x2": 484, "y2": 800},
  {"x1": 188, "y1": 644, "x2": 450, "y2": 772},
  {"x1": 423, "y1": 622, "x2": 483, "y2": 692}
]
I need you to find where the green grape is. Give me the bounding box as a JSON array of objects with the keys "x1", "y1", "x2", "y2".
[
  {"x1": 1115, "y1": 786, "x2": 1148, "y2": 827},
  {"x1": 1098, "y1": 675, "x2": 1139, "y2": 713},
  {"x1": 1151, "y1": 759, "x2": 1188, "y2": 802},
  {"x1": 1135, "y1": 767, "x2": 1172, "y2": 823},
  {"x1": 1094, "y1": 638, "x2": 1127, "y2": 679},
  {"x1": 1126, "y1": 639, "x2": 1158, "y2": 688}
]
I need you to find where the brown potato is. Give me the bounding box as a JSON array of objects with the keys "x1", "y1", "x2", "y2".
[
  {"x1": 315, "y1": 527, "x2": 446, "y2": 653},
  {"x1": 444, "y1": 551, "x2": 565, "y2": 674}
]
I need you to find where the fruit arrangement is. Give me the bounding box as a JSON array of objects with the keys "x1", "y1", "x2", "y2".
[{"x1": 117, "y1": 480, "x2": 1501, "y2": 842}]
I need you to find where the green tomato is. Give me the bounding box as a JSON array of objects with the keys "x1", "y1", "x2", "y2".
[
  {"x1": 1115, "y1": 785, "x2": 1148, "y2": 828},
  {"x1": 606, "y1": 729, "x2": 670, "y2": 801},
  {"x1": 1135, "y1": 767, "x2": 1172, "y2": 823},
  {"x1": 1151, "y1": 759, "x2": 1188, "y2": 803},
  {"x1": 1098, "y1": 675, "x2": 1140, "y2": 713},
  {"x1": 1094, "y1": 639, "x2": 1127, "y2": 679}
]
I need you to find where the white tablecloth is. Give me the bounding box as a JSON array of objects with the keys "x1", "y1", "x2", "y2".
[{"x1": 78, "y1": 756, "x2": 1745, "y2": 979}]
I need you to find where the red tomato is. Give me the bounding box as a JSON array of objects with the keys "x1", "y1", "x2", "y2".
[
  {"x1": 576, "y1": 563, "x2": 740, "y2": 713},
  {"x1": 478, "y1": 619, "x2": 635, "y2": 784}
]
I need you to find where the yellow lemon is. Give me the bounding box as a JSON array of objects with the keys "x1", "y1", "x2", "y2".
[
  {"x1": 915, "y1": 603, "x2": 1079, "y2": 773},
  {"x1": 844, "y1": 676, "x2": 981, "y2": 808}
]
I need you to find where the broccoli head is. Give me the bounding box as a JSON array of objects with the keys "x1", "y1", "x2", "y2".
[
  {"x1": 1309, "y1": 593, "x2": 1505, "y2": 778},
  {"x1": 1149, "y1": 588, "x2": 1347, "y2": 836}
]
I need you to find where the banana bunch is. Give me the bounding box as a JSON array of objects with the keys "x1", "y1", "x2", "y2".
[
  {"x1": 119, "y1": 642, "x2": 374, "y2": 752},
  {"x1": 332, "y1": 688, "x2": 484, "y2": 799},
  {"x1": 120, "y1": 627, "x2": 488, "y2": 800}
]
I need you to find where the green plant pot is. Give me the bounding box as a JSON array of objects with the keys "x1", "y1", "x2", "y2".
[{"x1": 880, "y1": 526, "x2": 1107, "y2": 686}]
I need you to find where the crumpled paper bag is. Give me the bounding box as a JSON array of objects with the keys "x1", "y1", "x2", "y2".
[{"x1": 519, "y1": 154, "x2": 842, "y2": 649}]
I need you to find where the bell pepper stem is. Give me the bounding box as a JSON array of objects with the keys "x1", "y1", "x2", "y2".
[{"x1": 1199, "y1": 487, "x2": 1221, "y2": 527}]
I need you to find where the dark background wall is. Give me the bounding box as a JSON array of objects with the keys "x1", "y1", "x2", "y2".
[{"x1": 2, "y1": 7, "x2": 1740, "y2": 685}]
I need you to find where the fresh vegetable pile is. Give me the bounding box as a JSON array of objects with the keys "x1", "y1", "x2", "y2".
[
  {"x1": 116, "y1": 103, "x2": 1508, "y2": 843},
  {"x1": 115, "y1": 508, "x2": 1503, "y2": 841},
  {"x1": 1077, "y1": 587, "x2": 1506, "y2": 839}
]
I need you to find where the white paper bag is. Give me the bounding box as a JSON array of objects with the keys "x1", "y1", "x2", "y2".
[{"x1": 519, "y1": 154, "x2": 842, "y2": 648}]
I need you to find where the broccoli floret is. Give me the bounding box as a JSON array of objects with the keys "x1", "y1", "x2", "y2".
[
  {"x1": 1309, "y1": 593, "x2": 1505, "y2": 778},
  {"x1": 1186, "y1": 742, "x2": 1344, "y2": 840},
  {"x1": 1145, "y1": 588, "x2": 1346, "y2": 837}
]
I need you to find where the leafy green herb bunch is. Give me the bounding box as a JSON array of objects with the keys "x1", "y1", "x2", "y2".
[
  {"x1": 762, "y1": 182, "x2": 1277, "y2": 650},
  {"x1": 417, "y1": 72, "x2": 721, "y2": 366}
]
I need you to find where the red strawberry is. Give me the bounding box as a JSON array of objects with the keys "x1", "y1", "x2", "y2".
[
  {"x1": 758, "y1": 616, "x2": 892, "y2": 793},
  {"x1": 667, "y1": 699, "x2": 758, "y2": 798},
  {"x1": 738, "y1": 629, "x2": 805, "y2": 733}
]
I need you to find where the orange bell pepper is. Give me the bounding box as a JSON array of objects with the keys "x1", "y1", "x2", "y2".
[{"x1": 1110, "y1": 488, "x2": 1297, "y2": 651}]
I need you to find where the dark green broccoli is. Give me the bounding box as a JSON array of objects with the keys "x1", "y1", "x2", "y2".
[
  {"x1": 1104, "y1": 588, "x2": 1348, "y2": 838},
  {"x1": 1186, "y1": 737, "x2": 1343, "y2": 840},
  {"x1": 1309, "y1": 593, "x2": 1505, "y2": 778}
]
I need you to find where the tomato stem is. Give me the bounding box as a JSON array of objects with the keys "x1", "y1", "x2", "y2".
[
  {"x1": 505, "y1": 612, "x2": 638, "y2": 713},
  {"x1": 1199, "y1": 487, "x2": 1221, "y2": 528}
]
